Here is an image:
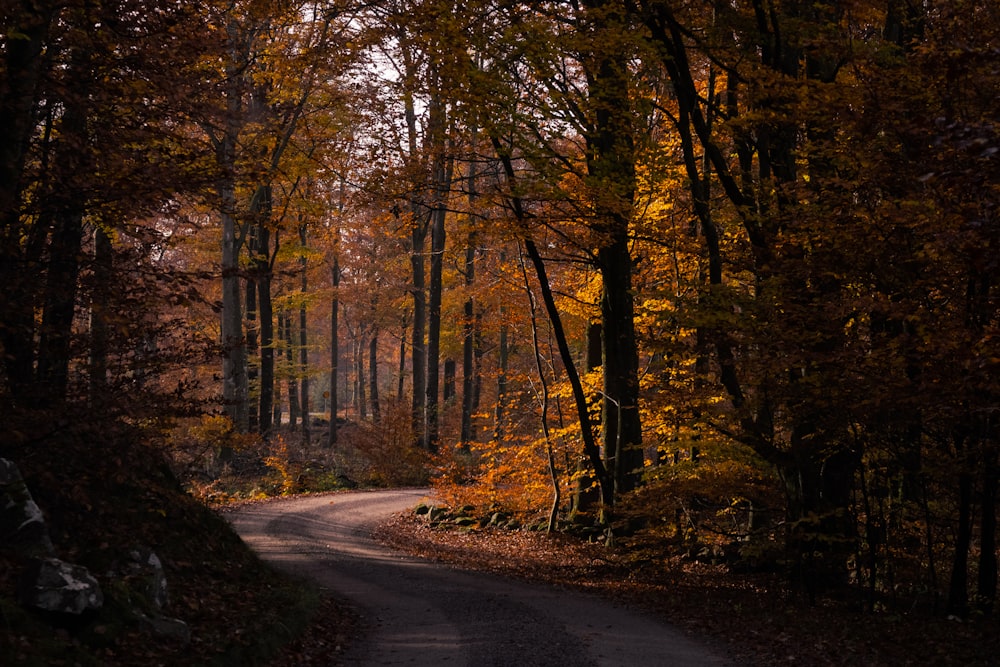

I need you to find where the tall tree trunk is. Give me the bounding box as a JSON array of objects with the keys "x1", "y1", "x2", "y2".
[
  {"x1": 461, "y1": 228, "x2": 478, "y2": 447},
  {"x1": 979, "y1": 444, "x2": 998, "y2": 614},
  {"x1": 273, "y1": 313, "x2": 283, "y2": 426},
  {"x1": 219, "y1": 17, "x2": 249, "y2": 435},
  {"x1": 285, "y1": 313, "x2": 300, "y2": 428},
  {"x1": 369, "y1": 332, "x2": 381, "y2": 422},
  {"x1": 299, "y1": 223, "x2": 310, "y2": 443},
  {"x1": 355, "y1": 334, "x2": 367, "y2": 419},
  {"x1": 257, "y1": 220, "x2": 274, "y2": 436},
  {"x1": 400, "y1": 43, "x2": 427, "y2": 447},
  {"x1": 328, "y1": 253, "x2": 339, "y2": 447},
  {"x1": 493, "y1": 252, "x2": 509, "y2": 443},
  {"x1": 520, "y1": 248, "x2": 560, "y2": 532},
  {"x1": 245, "y1": 275, "x2": 259, "y2": 432},
  {"x1": 583, "y1": 0, "x2": 642, "y2": 495},
  {"x1": 0, "y1": 2, "x2": 53, "y2": 404},
  {"x1": 397, "y1": 316, "x2": 407, "y2": 403},
  {"x1": 37, "y1": 55, "x2": 91, "y2": 404},
  {"x1": 89, "y1": 227, "x2": 112, "y2": 401},
  {"x1": 948, "y1": 439, "x2": 974, "y2": 618}
]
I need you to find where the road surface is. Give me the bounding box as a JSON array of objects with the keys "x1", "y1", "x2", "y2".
[{"x1": 226, "y1": 488, "x2": 733, "y2": 666}]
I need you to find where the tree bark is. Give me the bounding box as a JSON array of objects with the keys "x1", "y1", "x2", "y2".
[
  {"x1": 219, "y1": 19, "x2": 249, "y2": 433},
  {"x1": 327, "y1": 253, "x2": 340, "y2": 447},
  {"x1": 0, "y1": 2, "x2": 54, "y2": 403},
  {"x1": 299, "y1": 223, "x2": 310, "y2": 442},
  {"x1": 89, "y1": 227, "x2": 112, "y2": 401},
  {"x1": 979, "y1": 444, "x2": 998, "y2": 614},
  {"x1": 256, "y1": 219, "x2": 274, "y2": 436},
  {"x1": 369, "y1": 331, "x2": 381, "y2": 422},
  {"x1": 285, "y1": 313, "x2": 300, "y2": 428}
]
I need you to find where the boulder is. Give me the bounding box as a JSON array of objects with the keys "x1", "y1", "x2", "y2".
[
  {"x1": 139, "y1": 612, "x2": 191, "y2": 644},
  {"x1": 115, "y1": 545, "x2": 169, "y2": 611},
  {"x1": 0, "y1": 458, "x2": 55, "y2": 558},
  {"x1": 19, "y1": 557, "x2": 104, "y2": 616}
]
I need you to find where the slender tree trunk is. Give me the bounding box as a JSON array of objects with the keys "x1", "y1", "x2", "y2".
[
  {"x1": 89, "y1": 227, "x2": 112, "y2": 401},
  {"x1": 37, "y1": 60, "x2": 91, "y2": 404},
  {"x1": 369, "y1": 332, "x2": 381, "y2": 422},
  {"x1": 328, "y1": 253, "x2": 339, "y2": 447},
  {"x1": 979, "y1": 444, "x2": 998, "y2": 614},
  {"x1": 397, "y1": 317, "x2": 407, "y2": 403},
  {"x1": 520, "y1": 248, "x2": 560, "y2": 532},
  {"x1": 0, "y1": 2, "x2": 52, "y2": 404},
  {"x1": 257, "y1": 220, "x2": 274, "y2": 436},
  {"x1": 245, "y1": 275, "x2": 259, "y2": 432},
  {"x1": 286, "y1": 314, "x2": 300, "y2": 427},
  {"x1": 493, "y1": 252, "x2": 509, "y2": 443},
  {"x1": 461, "y1": 235, "x2": 478, "y2": 447},
  {"x1": 355, "y1": 334, "x2": 367, "y2": 419},
  {"x1": 219, "y1": 18, "x2": 249, "y2": 435},
  {"x1": 299, "y1": 223, "x2": 310, "y2": 443},
  {"x1": 273, "y1": 314, "x2": 283, "y2": 426},
  {"x1": 948, "y1": 440, "x2": 973, "y2": 617},
  {"x1": 425, "y1": 193, "x2": 448, "y2": 452},
  {"x1": 400, "y1": 45, "x2": 427, "y2": 447}
]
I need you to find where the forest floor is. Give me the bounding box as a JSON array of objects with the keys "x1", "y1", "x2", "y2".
[{"x1": 276, "y1": 508, "x2": 1000, "y2": 667}]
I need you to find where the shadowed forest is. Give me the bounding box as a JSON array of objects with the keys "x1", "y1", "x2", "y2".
[{"x1": 1, "y1": 0, "x2": 999, "y2": 663}]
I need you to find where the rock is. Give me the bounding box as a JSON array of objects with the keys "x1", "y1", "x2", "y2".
[
  {"x1": 0, "y1": 458, "x2": 55, "y2": 558},
  {"x1": 139, "y1": 613, "x2": 191, "y2": 644},
  {"x1": 453, "y1": 516, "x2": 476, "y2": 527},
  {"x1": 115, "y1": 545, "x2": 169, "y2": 611},
  {"x1": 19, "y1": 557, "x2": 104, "y2": 616}
]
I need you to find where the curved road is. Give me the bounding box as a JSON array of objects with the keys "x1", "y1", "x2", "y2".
[{"x1": 226, "y1": 489, "x2": 732, "y2": 666}]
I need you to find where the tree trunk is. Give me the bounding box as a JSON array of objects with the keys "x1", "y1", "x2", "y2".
[
  {"x1": 582, "y1": 3, "x2": 642, "y2": 496},
  {"x1": 355, "y1": 335, "x2": 367, "y2": 420},
  {"x1": 369, "y1": 331, "x2": 381, "y2": 422},
  {"x1": 397, "y1": 316, "x2": 407, "y2": 403},
  {"x1": 461, "y1": 134, "x2": 479, "y2": 448},
  {"x1": 948, "y1": 461, "x2": 973, "y2": 617},
  {"x1": 273, "y1": 315, "x2": 283, "y2": 426},
  {"x1": 257, "y1": 220, "x2": 274, "y2": 436},
  {"x1": 425, "y1": 189, "x2": 446, "y2": 452},
  {"x1": 37, "y1": 60, "x2": 90, "y2": 404},
  {"x1": 493, "y1": 253, "x2": 509, "y2": 443},
  {"x1": 299, "y1": 223, "x2": 310, "y2": 443},
  {"x1": 219, "y1": 17, "x2": 249, "y2": 435},
  {"x1": 89, "y1": 227, "x2": 112, "y2": 401},
  {"x1": 520, "y1": 249, "x2": 561, "y2": 532},
  {"x1": 0, "y1": 2, "x2": 52, "y2": 403},
  {"x1": 245, "y1": 275, "x2": 259, "y2": 432},
  {"x1": 285, "y1": 313, "x2": 300, "y2": 428},
  {"x1": 979, "y1": 444, "x2": 998, "y2": 614},
  {"x1": 328, "y1": 243, "x2": 339, "y2": 447}
]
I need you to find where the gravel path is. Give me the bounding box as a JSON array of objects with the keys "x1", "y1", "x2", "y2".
[{"x1": 226, "y1": 488, "x2": 733, "y2": 667}]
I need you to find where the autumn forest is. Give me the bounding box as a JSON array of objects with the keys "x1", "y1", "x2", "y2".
[{"x1": 2, "y1": 0, "x2": 999, "y2": 647}]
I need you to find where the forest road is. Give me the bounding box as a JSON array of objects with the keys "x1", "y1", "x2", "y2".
[{"x1": 226, "y1": 488, "x2": 733, "y2": 667}]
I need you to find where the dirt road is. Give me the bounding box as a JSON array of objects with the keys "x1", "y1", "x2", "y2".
[{"x1": 226, "y1": 488, "x2": 733, "y2": 666}]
